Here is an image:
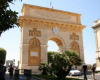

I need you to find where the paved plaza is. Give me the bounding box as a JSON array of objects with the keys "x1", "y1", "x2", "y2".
[
  {"x1": 79, "y1": 74, "x2": 100, "y2": 80},
  {"x1": 5, "y1": 72, "x2": 37, "y2": 80},
  {"x1": 5, "y1": 71, "x2": 100, "y2": 80},
  {"x1": 69, "y1": 73, "x2": 100, "y2": 80}
]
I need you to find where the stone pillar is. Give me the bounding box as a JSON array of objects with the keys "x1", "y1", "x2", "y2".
[
  {"x1": 59, "y1": 45, "x2": 66, "y2": 53},
  {"x1": 40, "y1": 44, "x2": 48, "y2": 64},
  {"x1": 19, "y1": 44, "x2": 29, "y2": 70},
  {"x1": 95, "y1": 31, "x2": 100, "y2": 70}
]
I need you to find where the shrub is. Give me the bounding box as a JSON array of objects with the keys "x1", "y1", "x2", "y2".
[
  {"x1": 50, "y1": 50, "x2": 82, "y2": 79},
  {"x1": 38, "y1": 63, "x2": 49, "y2": 75},
  {"x1": 0, "y1": 48, "x2": 6, "y2": 64}
]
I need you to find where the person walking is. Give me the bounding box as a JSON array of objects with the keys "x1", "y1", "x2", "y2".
[
  {"x1": 8, "y1": 64, "x2": 14, "y2": 80},
  {"x1": 91, "y1": 64, "x2": 96, "y2": 80},
  {"x1": 0, "y1": 60, "x2": 5, "y2": 80},
  {"x1": 82, "y1": 63, "x2": 87, "y2": 80}
]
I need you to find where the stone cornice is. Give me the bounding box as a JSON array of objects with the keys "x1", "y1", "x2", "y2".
[
  {"x1": 19, "y1": 16, "x2": 85, "y2": 27},
  {"x1": 92, "y1": 23, "x2": 100, "y2": 29},
  {"x1": 19, "y1": 16, "x2": 85, "y2": 33},
  {"x1": 22, "y1": 4, "x2": 81, "y2": 16}
]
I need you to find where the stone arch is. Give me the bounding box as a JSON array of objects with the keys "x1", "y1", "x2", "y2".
[
  {"x1": 70, "y1": 41, "x2": 80, "y2": 55},
  {"x1": 28, "y1": 38, "x2": 41, "y2": 66},
  {"x1": 47, "y1": 36, "x2": 66, "y2": 53}
]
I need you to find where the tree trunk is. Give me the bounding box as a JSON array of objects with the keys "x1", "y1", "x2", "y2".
[{"x1": 66, "y1": 65, "x2": 72, "y2": 76}]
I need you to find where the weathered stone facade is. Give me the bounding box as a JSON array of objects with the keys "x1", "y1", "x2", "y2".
[
  {"x1": 92, "y1": 19, "x2": 100, "y2": 71},
  {"x1": 19, "y1": 4, "x2": 85, "y2": 72},
  {"x1": 6, "y1": 60, "x2": 15, "y2": 67}
]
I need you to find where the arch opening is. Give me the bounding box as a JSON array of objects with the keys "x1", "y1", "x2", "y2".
[
  {"x1": 47, "y1": 37, "x2": 65, "y2": 53},
  {"x1": 47, "y1": 40, "x2": 59, "y2": 52}
]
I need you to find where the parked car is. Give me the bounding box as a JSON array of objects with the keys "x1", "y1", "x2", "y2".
[{"x1": 69, "y1": 68, "x2": 81, "y2": 76}]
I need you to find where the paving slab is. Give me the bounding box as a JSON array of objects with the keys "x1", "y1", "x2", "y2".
[{"x1": 5, "y1": 72, "x2": 37, "y2": 80}]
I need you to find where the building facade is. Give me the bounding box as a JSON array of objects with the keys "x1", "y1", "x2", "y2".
[
  {"x1": 19, "y1": 4, "x2": 85, "y2": 72},
  {"x1": 6, "y1": 60, "x2": 15, "y2": 67},
  {"x1": 92, "y1": 19, "x2": 100, "y2": 71}
]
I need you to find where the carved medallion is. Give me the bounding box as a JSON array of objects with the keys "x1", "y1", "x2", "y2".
[{"x1": 53, "y1": 27, "x2": 59, "y2": 35}]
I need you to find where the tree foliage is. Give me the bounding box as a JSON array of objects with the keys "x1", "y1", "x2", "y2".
[
  {"x1": 49, "y1": 50, "x2": 82, "y2": 79},
  {"x1": 39, "y1": 51, "x2": 82, "y2": 79},
  {"x1": 38, "y1": 63, "x2": 49, "y2": 75},
  {"x1": 0, "y1": 48, "x2": 7, "y2": 64},
  {"x1": 48, "y1": 51, "x2": 58, "y2": 64},
  {"x1": 0, "y1": 0, "x2": 19, "y2": 36},
  {"x1": 64, "y1": 51, "x2": 82, "y2": 66}
]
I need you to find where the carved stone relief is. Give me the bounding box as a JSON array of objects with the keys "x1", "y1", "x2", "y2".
[
  {"x1": 23, "y1": 21, "x2": 83, "y2": 33},
  {"x1": 70, "y1": 41, "x2": 80, "y2": 55},
  {"x1": 70, "y1": 33, "x2": 79, "y2": 40},
  {"x1": 28, "y1": 38, "x2": 41, "y2": 66},
  {"x1": 29, "y1": 28, "x2": 41, "y2": 38},
  {"x1": 29, "y1": 39, "x2": 39, "y2": 49}
]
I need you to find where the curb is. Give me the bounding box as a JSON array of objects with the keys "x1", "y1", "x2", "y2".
[
  {"x1": 67, "y1": 76, "x2": 92, "y2": 80},
  {"x1": 33, "y1": 76, "x2": 93, "y2": 80},
  {"x1": 33, "y1": 76, "x2": 46, "y2": 80}
]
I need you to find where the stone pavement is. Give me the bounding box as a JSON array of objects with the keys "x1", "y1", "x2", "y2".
[
  {"x1": 68, "y1": 73, "x2": 100, "y2": 80},
  {"x1": 5, "y1": 72, "x2": 37, "y2": 80},
  {"x1": 5, "y1": 71, "x2": 100, "y2": 80}
]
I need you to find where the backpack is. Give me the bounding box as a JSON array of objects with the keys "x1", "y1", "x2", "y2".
[
  {"x1": 3, "y1": 66, "x2": 6, "y2": 73},
  {"x1": 8, "y1": 67, "x2": 13, "y2": 72},
  {"x1": 0, "y1": 65, "x2": 5, "y2": 78}
]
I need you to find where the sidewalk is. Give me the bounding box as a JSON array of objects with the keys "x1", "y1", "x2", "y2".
[
  {"x1": 6, "y1": 71, "x2": 99, "y2": 80},
  {"x1": 67, "y1": 76, "x2": 92, "y2": 80},
  {"x1": 5, "y1": 72, "x2": 37, "y2": 80}
]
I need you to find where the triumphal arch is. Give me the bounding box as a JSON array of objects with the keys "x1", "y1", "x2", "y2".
[{"x1": 19, "y1": 4, "x2": 85, "y2": 72}]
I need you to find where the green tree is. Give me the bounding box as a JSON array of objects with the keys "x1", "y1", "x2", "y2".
[
  {"x1": 38, "y1": 63, "x2": 49, "y2": 75},
  {"x1": 48, "y1": 51, "x2": 58, "y2": 75},
  {"x1": 0, "y1": 0, "x2": 19, "y2": 36},
  {"x1": 50, "y1": 50, "x2": 82, "y2": 79},
  {"x1": 0, "y1": 48, "x2": 7, "y2": 64},
  {"x1": 48, "y1": 51, "x2": 58, "y2": 64}
]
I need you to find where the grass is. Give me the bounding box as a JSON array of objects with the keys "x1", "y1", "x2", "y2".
[{"x1": 33, "y1": 74, "x2": 83, "y2": 80}]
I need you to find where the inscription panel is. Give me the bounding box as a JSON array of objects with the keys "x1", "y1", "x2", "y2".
[
  {"x1": 29, "y1": 8, "x2": 77, "y2": 24},
  {"x1": 31, "y1": 52, "x2": 38, "y2": 56}
]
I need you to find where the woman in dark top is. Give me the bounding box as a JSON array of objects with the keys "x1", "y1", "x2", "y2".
[
  {"x1": 82, "y1": 63, "x2": 87, "y2": 80},
  {"x1": 91, "y1": 65, "x2": 96, "y2": 80},
  {"x1": 8, "y1": 64, "x2": 14, "y2": 80}
]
